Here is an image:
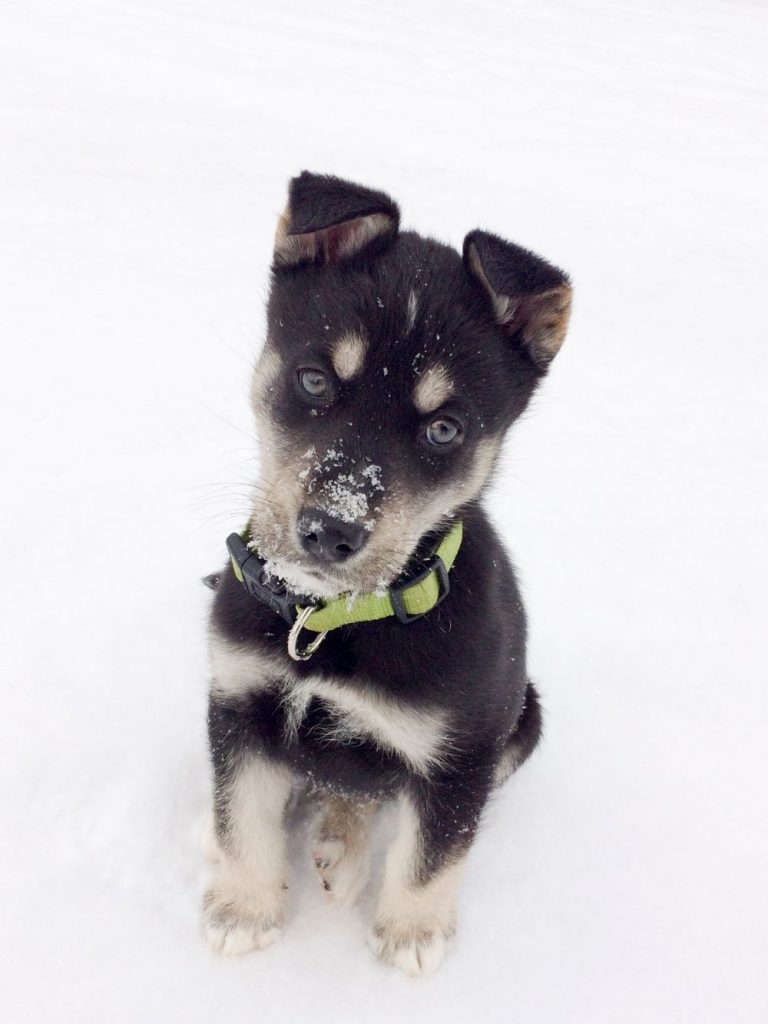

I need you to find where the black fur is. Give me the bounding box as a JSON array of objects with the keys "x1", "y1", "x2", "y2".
[
  {"x1": 288, "y1": 170, "x2": 400, "y2": 238},
  {"x1": 463, "y1": 229, "x2": 569, "y2": 296},
  {"x1": 208, "y1": 172, "x2": 567, "y2": 888}
]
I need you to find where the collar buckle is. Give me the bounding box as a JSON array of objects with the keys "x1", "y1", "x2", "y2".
[
  {"x1": 388, "y1": 554, "x2": 450, "y2": 624},
  {"x1": 226, "y1": 533, "x2": 298, "y2": 625}
]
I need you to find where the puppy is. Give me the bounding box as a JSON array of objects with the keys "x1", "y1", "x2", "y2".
[{"x1": 204, "y1": 172, "x2": 572, "y2": 975}]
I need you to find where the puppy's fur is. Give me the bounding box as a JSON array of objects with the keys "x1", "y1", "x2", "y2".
[{"x1": 205, "y1": 172, "x2": 571, "y2": 975}]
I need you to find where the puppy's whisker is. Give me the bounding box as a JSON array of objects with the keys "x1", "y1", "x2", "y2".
[{"x1": 198, "y1": 399, "x2": 260, "y2": 444}]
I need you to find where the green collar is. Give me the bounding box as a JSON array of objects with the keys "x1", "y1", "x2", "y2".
[{"x1": 226, "y1": 520, "x2": 463, "y2": 661}]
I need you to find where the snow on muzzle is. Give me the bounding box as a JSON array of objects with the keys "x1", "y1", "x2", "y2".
[{"x1": 299, "y1": 444, "x2": 387, "y2": 532}]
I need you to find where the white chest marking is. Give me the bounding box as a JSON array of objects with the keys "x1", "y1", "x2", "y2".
[
  {"x1": 209, "y1": 631, "x2": 451, "y2": 776},
  {"x1": 281, "y1": 677, "x2": 450, "y2": 776},
  {"x1": 209, "y1": 635, "x2": 285, "y2": 697}
]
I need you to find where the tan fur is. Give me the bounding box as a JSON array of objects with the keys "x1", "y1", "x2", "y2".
[
  {"x1": 281, "y1": 675, "x2": 452, "y2": 775},
  {"x1": 413, "y1": 364, "x2": 454, "y2": 414},
  {"x1": 370, "y1": 797, "x2": 465, "y2": 975},
  {"x1": 518, "y1": 285, "x2": 572, "y2": 366},
  {"x1": 203, "y1": 755, "x2": 293, "y2": 956},
  {"x1": 331, "y1": 331, "x2": 367, "y2": 381},
  {"x1": 274, "y1": 208, "x2": 394, "y2": 267},
  {"x1": 251, "y1": 342, "x2": 282, "y2": 397},
  {"x1": 466, "y1": 241, "x2": 572, "y2": 365},
  {"x1": 250, "y1": 341, "x2": 283, "y2": 439},
  {"x1": 311, "y1": 795, "x2": 377, "y2": 905},
  {"x1": 209, "y1": 633, "x2": 289, "y2": 698},
  {"x1": 466, "y1": 243, "x2": 514, "y2": 324}
]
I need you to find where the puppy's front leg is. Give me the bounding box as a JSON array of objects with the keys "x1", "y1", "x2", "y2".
[
  {"x1": 203, "y1": 702, "x2": 292, "y2": 955},
  {"x1": 371, "y1": 768, "x2": 492, "y2": 976}
]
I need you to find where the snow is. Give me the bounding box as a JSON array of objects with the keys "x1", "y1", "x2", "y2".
[{"x1": 1, "y1": 0, "x2": 766, "y2": 1021}]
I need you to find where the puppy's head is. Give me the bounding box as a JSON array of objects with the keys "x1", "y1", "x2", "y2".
[{"x1": 248, "y1": 172, "x2": 572, "y2": 599}]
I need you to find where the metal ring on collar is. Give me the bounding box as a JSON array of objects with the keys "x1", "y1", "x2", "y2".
[{"x1": 287, "y1": 605, "x2": 328, "y2": 662}]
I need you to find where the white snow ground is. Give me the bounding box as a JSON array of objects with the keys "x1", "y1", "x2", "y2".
[{"x1": 1, "y1": 1, "x2": 766, "y2": 1020}]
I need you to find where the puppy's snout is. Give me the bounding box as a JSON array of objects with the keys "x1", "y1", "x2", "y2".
[{"x1": 297, "y1": 508, "x2": 368, "y2": 564}]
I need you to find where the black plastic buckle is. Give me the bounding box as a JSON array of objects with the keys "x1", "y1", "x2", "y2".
[
  {"x1": 388, "y1": 554, "x2": 450, "y2": 625},
  {"x1": 226, "y1": 533, "x2": 300, "y2": 625}
]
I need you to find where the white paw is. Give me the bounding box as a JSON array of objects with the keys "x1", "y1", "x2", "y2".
[
  {"x1": 369, "y1": 918, "x2": 454, "y2": 977},
  {"x1": 203, "y1": 886, "x2": 283, "y2": 956},
  {"x1": 312, "y1": 837, "x2": 369, "y2": 906}
]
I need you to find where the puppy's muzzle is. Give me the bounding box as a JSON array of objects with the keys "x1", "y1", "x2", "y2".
[{"x1": 297, "y1": 508, "x2": 368, "y2": 564}]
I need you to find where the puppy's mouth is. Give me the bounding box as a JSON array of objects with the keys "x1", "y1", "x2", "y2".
[
  {"x1": 253, "y1": 546, "x2": 382, "y2": 601},
  {"x1": 248, "y1": 509, "x2": 413, "y2": 602},
  {"x1": 264, "y1": 561, "x2": 358, "y2": 598}
]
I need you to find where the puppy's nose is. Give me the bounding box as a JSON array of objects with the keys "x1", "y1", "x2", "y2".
[{"x1": 297, "y1": 508, "x2": 368, "y2": 563}]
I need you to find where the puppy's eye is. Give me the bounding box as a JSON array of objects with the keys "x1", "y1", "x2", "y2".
[
  {"x1": 425, "y1": 417, "x2": 462, "y2": 447},
  {"x1": 298, "y1": 368, "x2": 328, "y2": 399}
]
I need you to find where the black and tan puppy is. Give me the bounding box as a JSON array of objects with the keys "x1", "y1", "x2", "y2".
[{"x1": 204, "y1": 172, "x2": 572, "y2": 975}]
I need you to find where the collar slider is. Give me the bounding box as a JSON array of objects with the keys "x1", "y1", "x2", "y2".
[{"x1": 388, "y1": 554, "x2": 450, "y2": 624}]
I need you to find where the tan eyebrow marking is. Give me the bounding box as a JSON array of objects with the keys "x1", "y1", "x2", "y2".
[
  {"x1": 330, "y1": 331, "x2": 367, "y2": 380},
  {"x1": 413, "y1": 365, "x2": 454, "y2": 414}
]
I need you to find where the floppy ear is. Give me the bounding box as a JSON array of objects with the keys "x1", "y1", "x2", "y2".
[
  {"x1": 463, "y1": 229, "x2": 572, "y2": 369},
  {"x1": 273, "y1": 171, "x2": 400, "y2": 268}
]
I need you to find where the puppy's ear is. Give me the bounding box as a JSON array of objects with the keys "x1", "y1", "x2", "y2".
[
  {"x1": 464, "y1": 229, "x2": 572, "y2": 369},
  {"x1": 274, "y1": 172, "x2": 400, "y2": 269}
]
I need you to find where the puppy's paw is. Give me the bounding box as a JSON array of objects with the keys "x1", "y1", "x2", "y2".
[
  {"x1": 203, "y1": 885, "x2": 283, "y2": 956},
  {"x1": 312, "y1": 836, "x2": 369, "y2": 906},
  {"x1": 369, "y1": 917, "x2": 455, "y2": 977}
]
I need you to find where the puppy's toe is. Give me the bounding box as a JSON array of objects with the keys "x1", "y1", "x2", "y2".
[
  {"x1": 205, "y1": 915, "x2": 282, "y2": 956},
  {"x1": 313, "y1": 837, "x2": 345, "y2": 873},
  {"x1": 369, "y1": 920, "x2": 451, "y2": 977},
  {"x1": 203, "y1": 887, "x2": 282, "y2": 956},
  {"x1": 312, "y1": 838, "x2": 369, "y2": 906}
]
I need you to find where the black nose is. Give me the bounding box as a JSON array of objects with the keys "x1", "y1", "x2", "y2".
[{"x1": 297, "y1": 508, "x2": 368, "y2": 563}]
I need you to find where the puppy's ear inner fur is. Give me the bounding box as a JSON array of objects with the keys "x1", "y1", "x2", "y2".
[
  {"x1": 274, "y1": 171, "x2": 400, "y2": 268},
  {"x1": 464, "y1": 229, "x2": 572, "y2": 369}
]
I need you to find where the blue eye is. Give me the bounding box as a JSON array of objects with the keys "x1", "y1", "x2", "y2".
[
  {"x1": 298, "y1": 368, "x2": 328, "y2": 398},
  {"x1": 426, "y1": 417, "x2": 461, "y2": 446}
]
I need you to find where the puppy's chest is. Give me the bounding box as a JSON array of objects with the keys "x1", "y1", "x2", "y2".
[{"x1": 210, "y1": 638, "x2": 449, "y2": 775}]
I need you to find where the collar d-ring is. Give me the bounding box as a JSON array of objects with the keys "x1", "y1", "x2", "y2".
[{"x1": 287, "y1": 606, "x2": 328, "y2": 662}]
